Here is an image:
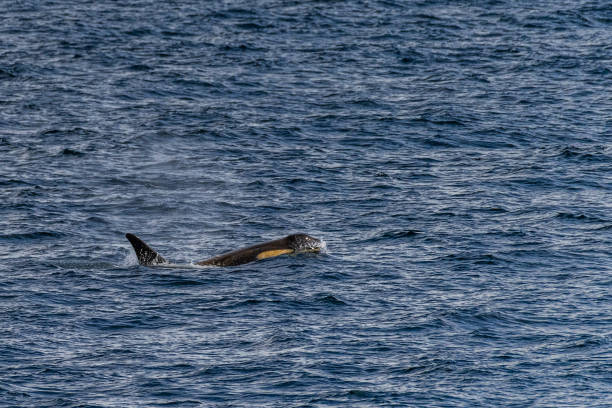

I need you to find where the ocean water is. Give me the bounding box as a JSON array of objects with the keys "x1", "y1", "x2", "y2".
[{"x1": 1, "y1": 0, "x2": 611, "y2": 406}]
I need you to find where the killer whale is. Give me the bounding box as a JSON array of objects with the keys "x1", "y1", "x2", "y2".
[{"x1": 125, "y1": 233, "x2": 323, "y2": 267}]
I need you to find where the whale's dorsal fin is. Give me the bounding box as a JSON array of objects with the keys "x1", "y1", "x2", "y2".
[{"x1": 125, "y1": 233, "x2": 167, "y2": 265}]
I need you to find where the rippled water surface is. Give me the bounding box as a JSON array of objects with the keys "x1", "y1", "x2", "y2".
[{"x1": 1, "y1": 1, "x2": 611, "y2": 406}]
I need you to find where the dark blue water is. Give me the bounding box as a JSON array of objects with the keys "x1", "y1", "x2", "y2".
[{"x1": 2, "y1": 1, "x2": 611, "y2": 406}]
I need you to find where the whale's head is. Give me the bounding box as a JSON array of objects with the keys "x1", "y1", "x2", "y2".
[{"x1": 287, "y1": 233, "x2": 323, "y2": 253}]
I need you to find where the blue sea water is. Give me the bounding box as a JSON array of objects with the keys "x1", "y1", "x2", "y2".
[{"x1": 1, "y1": 0, "x2": 611, "y2": 406}]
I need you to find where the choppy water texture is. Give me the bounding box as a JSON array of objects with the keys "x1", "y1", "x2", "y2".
[{"x1": 1, "y1": 0, "x2": 612, "y2": 406}]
